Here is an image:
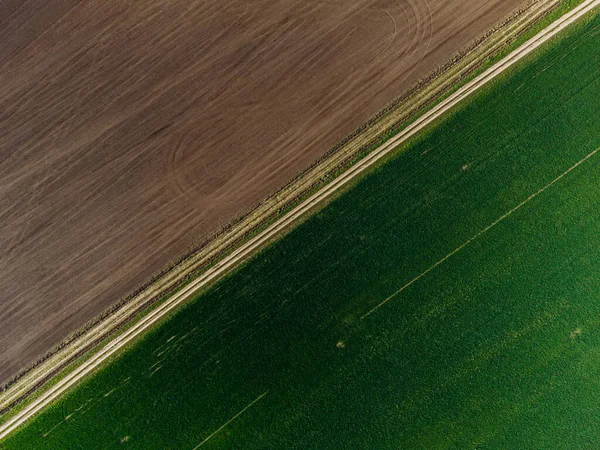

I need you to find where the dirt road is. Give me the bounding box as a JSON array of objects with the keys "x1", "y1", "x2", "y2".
[
  {"x1": 0, "y1": 0, "x2": 525, "y2": 383},
  {"x1": 1, "y1": 0, "x2": 597, "y2": 439}
]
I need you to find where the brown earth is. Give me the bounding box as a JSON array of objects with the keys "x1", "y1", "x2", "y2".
[{"x1": 0, "y1": 0, "x2": 525, "y2": 384}]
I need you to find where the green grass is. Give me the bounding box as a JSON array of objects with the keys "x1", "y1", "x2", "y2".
[{"x1": 4, "y1": 9, "x2": 600, "y2": 450}]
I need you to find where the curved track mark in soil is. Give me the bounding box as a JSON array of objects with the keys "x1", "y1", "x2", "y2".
[
  {"x1": 371, "y1": 8, "x2": 399, "y2": 62},
  {"x1": 165, "y1": 128, "x2": 197, "y2": 203},
  {"x1": 397, "y1": 0, "x2": 434, "y2": 87}
]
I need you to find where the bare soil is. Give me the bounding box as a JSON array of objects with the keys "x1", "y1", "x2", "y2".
[{"x1": 0, "y1": 0, "x2": 524, "y2": 384}]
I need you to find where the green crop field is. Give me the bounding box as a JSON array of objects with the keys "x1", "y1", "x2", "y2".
[{"x1": 4, "y1": 10, "x2": 600, "y2": 450}]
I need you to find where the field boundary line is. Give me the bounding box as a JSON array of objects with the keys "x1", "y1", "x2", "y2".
[
  {"x1": 362, "y1": 145, "x2": 600, "y2": 319},
  {"x1": 1, "y1": 0, "x2": 598, "y2": 441}
]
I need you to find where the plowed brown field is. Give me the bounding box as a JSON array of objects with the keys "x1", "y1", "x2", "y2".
[{"x1": 0, "y1": 0, "x2": 524, "y2": 384}]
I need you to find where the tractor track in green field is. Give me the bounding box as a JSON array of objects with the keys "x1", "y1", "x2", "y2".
[{"x1": 361, "y1": 144, "x2": 600, "y2": 320}]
